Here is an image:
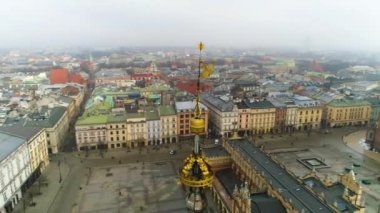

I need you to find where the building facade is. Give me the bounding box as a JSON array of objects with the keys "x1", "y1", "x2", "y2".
[
  {"x1": 327, "y1": 99, "x2": 370, "y2": 128},
  {"x1": 237, "y1": 103, "x2": 250, "y2": 135},
  {"x1": 293, "y1": 95, "x2": 322, "y2": 130},
  {"x1": 175, "y1": 101, "x2": 208, "y2": 139},
  {"x1": 200, "y1": 94, "x2": 237, "y2": 138},
  {"x1": 367, "y1": 98, "x2": 380, "y2": 127},
  {"x1": 159, "y1": 105, "x2": 178, "y2": 144},
  {"x1": 106, "y1": 114, "x2": 128, "y2": 149},
  {"x1": 75, "y1": 115, "x2": 108, "y2": 151},
  {"x1": 44, "y1": 107, "x2": 69, "y2": 153},
  {"x1": 146, "y1": 108, "x2": 161, "y2": 145},
  {"x1": 0, "y1": 133, "x2": 31, "y2": 213},
  {"x1": 125, "y1": 113, "x2": 147, "y2": 148},
  {"x1": 243, "y1": 100, "x2": 276, "y2": 135}
]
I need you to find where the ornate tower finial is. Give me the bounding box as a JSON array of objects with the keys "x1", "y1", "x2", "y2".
[{"x1": 180, "y1": 43, "x2": 213, "y2": 213}]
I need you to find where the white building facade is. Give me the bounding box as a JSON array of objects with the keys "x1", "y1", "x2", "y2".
[{"x1": 0, "y1": 133, "x2": 31, "y2": 213}]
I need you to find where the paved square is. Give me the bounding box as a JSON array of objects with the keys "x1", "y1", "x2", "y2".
[{"x1": 77, "y1": 161, "x2": 187, "y2": 213}]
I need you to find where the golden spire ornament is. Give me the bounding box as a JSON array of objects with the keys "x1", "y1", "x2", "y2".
[{"x1": 180, "y1": 42, "x2": 213, "y2": 212}]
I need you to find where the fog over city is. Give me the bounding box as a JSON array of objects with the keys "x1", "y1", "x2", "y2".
[{"x1": 1, "y1": 0, "x2": 380, "y2": 51}]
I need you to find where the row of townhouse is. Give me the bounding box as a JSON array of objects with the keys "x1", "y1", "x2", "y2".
[
  {"x1": 0, "y1": 100, "x2": 83, "y2": 212},
  {"x1": 75, "y1": 101, "x2": 209, "y2": 151},
  {"x1": 3, "y1": 106, "x2": 70, "y2": 154},
  {"x1": 0, "y1": 128, "x2": 49, "y2": 213},
  {"x1": 202, "y1": 93, "x2": 373, "y2": 137}
]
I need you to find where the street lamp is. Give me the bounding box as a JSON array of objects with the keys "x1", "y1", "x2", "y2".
[{"x1": 58, "y1": 160, "x2": 62, "y2": 183}]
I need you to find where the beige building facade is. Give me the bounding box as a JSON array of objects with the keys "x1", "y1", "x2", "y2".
[
  {"x1": 327, "y1": 99, "x2": 370, "y2": 127},
  {"x1": 159, "y1": 105, "x2": 178, "y2": 143}
]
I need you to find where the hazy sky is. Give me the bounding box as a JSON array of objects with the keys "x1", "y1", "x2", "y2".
[{"x1": 1, "y1": 0, "x2": 380, "y2": 51}]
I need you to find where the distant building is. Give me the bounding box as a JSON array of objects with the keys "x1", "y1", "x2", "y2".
[
  {"x1": 145, "y1": 107, "x2": 161, "y2": 145},
  {"x1": 158, "y1": 105, "x2": 178, "y2": 144},
  {"x1": 3, "y1": 106, "x2": 69, "y2": 154},
  {"x1": 50, "y1": 68, "x2": 70, "y2": 84},
  {"x1": 176, "y1": 80, "x2": 213, "y2": 95},
  {"x1": 242, "y1": 99, "x2": 276, "y2": 134},
  {"x1": 367, "y1": 98, "x2": 380, "y2": 126},
  {"x1": 75, "y1": 104, "x2": 179, "y2": 151},
  {"x1": 50, "y1": 68, "x2": 85, "y2": 85},
  {"x1": 327, "y1": 99, "x2": 370, "y2": 128},
  {"x1": 292, "y1": 95, "x2": 322, "y2": 130},
  {"x1": 200, "y1": 94, "x2": 237, "y2": 138}
]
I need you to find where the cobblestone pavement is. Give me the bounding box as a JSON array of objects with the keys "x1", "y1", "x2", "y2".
[
  {"x1": 75, "y1": 161, "x2": 187, "y2": 213},
  {"x1": 12, "y1": 142, "x2": 197, "y2": 213}
]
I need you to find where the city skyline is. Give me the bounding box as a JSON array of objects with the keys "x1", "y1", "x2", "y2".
[{"x1": 1, "y1": 0, "x2": 380, "y2": 51}]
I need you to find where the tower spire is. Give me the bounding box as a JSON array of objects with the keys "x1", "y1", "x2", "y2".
[{"x1": 180, "y1": 42, "x2": 213, "y2": 212}]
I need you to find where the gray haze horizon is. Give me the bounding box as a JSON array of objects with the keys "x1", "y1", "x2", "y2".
[{"x1": 1, "y1": 0, "x2": 380, "y2": 52}]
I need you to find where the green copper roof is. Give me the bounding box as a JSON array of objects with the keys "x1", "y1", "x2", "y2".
[
  {"x1": 327, "y1": 99, "x2": 370, "y2": 107},
  {"x1": 366, "y1": 98, "x2": 380, "y2": 106},
  {"x1": 126, "y1": 112, "x2": 145, "y2": 119},
  {"x1": 145, "y1": 107, "x2": 160, "y2": 120},
  {"x1": 158, "y1": 105, "x2": 176, "y2": 116},
  {"x1": 76, "y1": 114, "x2": 108, "y2": 126},
  {"x1": 105, "y1": 96, "x2": 115, "y2": 108},
  {"x1": 107, "y1": 114, "x2": 127, "y2": 123}
]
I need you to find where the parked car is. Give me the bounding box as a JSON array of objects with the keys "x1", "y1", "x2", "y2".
[
  {"x1": 361, "y1": 180, "x2": 371, "y2": 185},
  {"x1": 169, "y1": 150, "x2": 176, "y2": 155}
]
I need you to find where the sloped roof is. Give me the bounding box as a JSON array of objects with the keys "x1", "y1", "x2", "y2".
[
  {"x1": 0, "y1": 126, "x2": 43, "y2": 141},
  {"x1": 0, "y1": 132, "x2": 26, "y2": 162},
  {"x1": 200, "y1": 94, "x2": 234, "y2": 112}
]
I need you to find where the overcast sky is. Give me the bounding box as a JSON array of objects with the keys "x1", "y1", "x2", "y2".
[{"x1": 1, "y1": 0, "x2": 379, "y2": 51}]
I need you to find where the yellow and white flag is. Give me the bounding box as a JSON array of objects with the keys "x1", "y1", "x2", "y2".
[{"x1": 200, "y1": 63, "x2": 214, "y2": 78}]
